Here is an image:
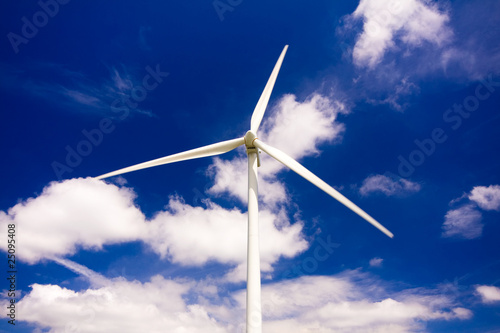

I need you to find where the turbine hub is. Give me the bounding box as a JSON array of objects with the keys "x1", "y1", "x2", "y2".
[{"x1": 244, "y1": 130, "x2": 258, "y2": 149}]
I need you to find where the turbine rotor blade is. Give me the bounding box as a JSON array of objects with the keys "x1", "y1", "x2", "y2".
[
  {"x1": 253, "y1": 139, "x2": 394, "y2": 238},
  {"x1": 95, "y1": 137, "x2": 245, "y2": 180},
  {"x1": 250, "y1": 45, "x2": 288, "y2": 133}
]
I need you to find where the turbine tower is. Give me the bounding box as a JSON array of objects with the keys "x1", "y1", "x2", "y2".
[{"x1": 95, "y1": 45, "x2": 393, "y2": 333}]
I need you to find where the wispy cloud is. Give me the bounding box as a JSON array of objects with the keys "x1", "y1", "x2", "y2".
[
  {"x1": 359, "y1": 174, "x2": 421, "y2": 197},
  {"x1": 442, "y1": 185, "x2": 500, "y2": 239},
  {"x1": 442, "y1": 204, "x2": 483, "y2": 239},
  {"x1": 51, "y1": 257, "x2": 110, "y2": 288},
  {"x1": 366, "y1": 76, "x2": 419, "y2": 111},
  {"x1": 441, "y1": 0, "x2": 500, "y2": 79},
  {"x1": 369, "y1": 257, "x2": 384, "y2": 267},
  {"x1": 0, "y1": 61, "x2": 158, "y2": 117}
]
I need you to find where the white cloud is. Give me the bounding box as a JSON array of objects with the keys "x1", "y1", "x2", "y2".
[
  {"x1": 441, "y1": 204, "x2": 483, "y2": 239},
  {"x1": 208, "y1": 93, "x2": 347, "y2": 208},
  {"x1": 359, "y1": 174, "x2": 421, "y2": 196},
  {"x1": 10, "y1": 276, "x2": 231, "y2": 333},
  {"x1": 469, "y1": 185, "x2": 500, "y2": 211},
  {"x1": 222, "y1": 270, "x2": 472, "y2": 332},
  {"x1": 5, "y1": 267, "x2": 472, "y2": 333},
  {"x1": 0, "y1": 91, "x2": 350, "y2": 281},
  {"x1": 441, "y1": 185, "x2": 500, "y2": 239},
  {"x1": 207, "y1": 156, "x2": 287, "y2": 208},
  {"x1": 348, "y1": 0, "x2": 452, "y2": 68},
  {"x1": 0, "y1": 178, "x2": 307, "y2": 281},
  {"x1": 338, "y1": 0, "x2": 499, "y2": 84},
  {"x1": 260, "y1": 94, "x2": 347, "y2": 163},
  {"x1": 0, "y1": 178, "x2": 146, "y2": 264},
  {"x1": 476, "y1": 285, "x2": 500, "y2": 303},
  {"x1": 369, "y1": 257, "x2": 384, "y2": 267},
  {"x1": 146, "y1": 197, "x2": 308, "y2": 282},
  {"x1": 207, "y1": 157, "x2": 248, "y2": 203}
]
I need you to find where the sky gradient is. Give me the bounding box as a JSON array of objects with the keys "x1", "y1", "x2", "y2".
[{"x1": 1, "y1": 0, "x2": 500, "y2": 332}]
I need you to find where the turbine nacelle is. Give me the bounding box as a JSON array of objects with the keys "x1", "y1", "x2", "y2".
[{"x1": 244, "y1": 130, "x2": 258, "y2": 149}]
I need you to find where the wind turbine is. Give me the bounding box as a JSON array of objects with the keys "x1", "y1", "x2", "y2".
[{"x1": 95, "y1": 45, "x2": 393, "y2": 333}]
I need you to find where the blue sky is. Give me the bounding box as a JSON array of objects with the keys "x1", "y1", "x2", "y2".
[{"x1": 1, "y1": 0, "x2": 500, "y2": 332}]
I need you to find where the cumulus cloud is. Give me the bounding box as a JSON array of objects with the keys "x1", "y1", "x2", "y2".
[
  {"x1": 476, "y1": 285, "x2": 500, "y2": 303},
  {"x1": 335, "y1": 0, "x2": 456, "y2": 112},
  {"x1": 147, "y1": 92, "x2": 348, "y2": 278},
  {"x1": 260, "y1": 94, "x2": 346, "y2": 163},
  {"x1": 0, "y1": 91, "x2": 352, "y2": 282},
  {"x1": 441, "y1": 204, "x2": 483, "y2": 239},
  {"x1": 338, "y1": 0, "x2": 500, "y2": 87},
  {"x1": 233, "y1": 272, "x2": 472, "y2": 332},
  {"x1": 0, "y1": 178, "x2": 146, "y2": 264},
  {"x1": 359, "y1": 174, "x2": 421, "y2": 196},
  {"x1": 3, "y1": 267, "x2": 472, "y2": 333},
  {"x1": 0, "y1": 179, "x2": 307, "y2": 280},
  {"x1": 207, "y1": 157, "x2": 288, "y2": 208},
  {"x1": 469, "y1": 185, "x2": 500, "y2": 211},
  {"x1": 348, "y1": 0, "x2": 452, "y2": 68},
  {"x1": 146, "y1": 197, "x2": 308, "y2": 282},
  {"x1": 208, "y1": 93, "x2": 347, "y2": 208},
  {"x1": 9, "y1": 276, "x2": 231, "y2": 333}
]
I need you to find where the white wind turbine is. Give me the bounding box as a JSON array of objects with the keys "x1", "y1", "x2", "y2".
[{"x1": 95, "y1": 45, "x2": 393, "y2": 333}]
